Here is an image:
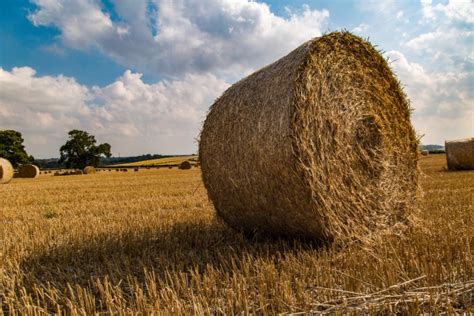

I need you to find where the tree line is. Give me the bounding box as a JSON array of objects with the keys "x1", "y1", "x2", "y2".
[{"x1": 0, "y1": 129, "x2": 111, "y2": 169}]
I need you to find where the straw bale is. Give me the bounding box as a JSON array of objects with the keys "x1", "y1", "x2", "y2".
[
  {"x1": 0, "y1": 158, "x2": 14, "y2": 184},
  {"x1": 445, "y1": 138, "x2": 474, "y2": 170},
  {"x1": 18, "y1": 164, "x2": 40, "y2": 178},
  {"x1": 179, "y1": 161, "x2": 192, "y2": 170},
  {"x1": 83, "y1": 166, "x2": 96, "y2": 174},
  {"x1": 199, "y1": 32, "x2": 419, "y2": 241}
]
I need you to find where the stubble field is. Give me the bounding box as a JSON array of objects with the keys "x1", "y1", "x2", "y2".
[{"x1": 1, "y1": 155, "x2": 473, "y2": 314}]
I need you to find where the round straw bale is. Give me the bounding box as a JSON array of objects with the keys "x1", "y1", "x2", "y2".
[
  {"x1": 0, "y1": 158, "x2": 14, "y2": 184},
  {"x1": 420, "y1": 150, "x2": 429, "y2": 156},
  {"x1": 200, "y1": 31, "x2": 419, "y2": 242},
  {"x1": 18, "y1": 164, "x2": 40, "y2": 178},
  {"x1": 134, "y1": 168, "x2": 139, "y2": 172},
  {"x1": 75, "y1": 170, "x2": 83, "y2": 175},
  {"x1": 179, "y1": 161, "x2": 192, "y2": 170},
  {"x1": 445, "y1": 138, "x2": 474, "y2": 170},
  {"x1": 83, "y1": 166, "x2": 96, "y2": 174}
]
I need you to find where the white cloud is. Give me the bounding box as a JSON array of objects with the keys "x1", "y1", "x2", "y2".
[
  {"x1": 389, "y1": 0, "x2": 474, "y2": 143},
  {"x1": 0, "y1": 67, "x2": 228, "y2": 157},
  {"x1": 29, "y1": 0, "x2": 329, "y2": 77},
  {"x1": 420, "y1": 0, "x2": 474, "y2": 23},
  {"x1": 405, "y1": 29, "x2": 474, "y2": 65},
  {"x1": 352, "y1": 23, "x2": 369, "y2": 34},
  {"x1": 29, "y1": 0, "x2": 115, "y2": 48},
  {"x1": 387, "y1": 50, "x2": 473, "y2": 144},
  {"x1": 356, "y1": 0, "x2": 397, "y2": 14}
]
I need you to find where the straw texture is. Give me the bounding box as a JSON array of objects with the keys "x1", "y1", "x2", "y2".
[
  {"x1": 445, "y1": 138, "x2": 474, "y2": 170},
  {"x1": 200, "y1": 32, "x2": 419, "y2": 241},
  {"x1": 0, "y1": 158, "x2": 14, "y2": 184},
  {"x1": 18, "y1": 164, "x2": 40, "y2": 178}
]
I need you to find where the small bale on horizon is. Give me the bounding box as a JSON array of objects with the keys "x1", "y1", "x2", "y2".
[
  {"x1": 0, "y1": 158, "x2": 14, "y2": 184},
  {"x1": 445, "y1": 138, "x2": 474, "y2": 170},
  {"x1": 18, "y1": 164, "x2": 40, "y2": 178},
  {"x1": 178, "y1": 161, "x2": 192, "y2": 170},
  {"x1": 83, "y1": 166, "x2": 96, "y2": 174}
]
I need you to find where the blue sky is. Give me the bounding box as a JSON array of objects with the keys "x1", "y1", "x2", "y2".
[{"x1": 0, "y1": 0, "x2": 472, "y2": 158}]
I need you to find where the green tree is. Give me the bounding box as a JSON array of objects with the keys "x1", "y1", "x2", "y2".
[
  {"x1": 0, "y1": 130, "x2": 35, "y2": 167},
  {"x1": 59, "y1": 130, "x2": 112, "y2": 169}
]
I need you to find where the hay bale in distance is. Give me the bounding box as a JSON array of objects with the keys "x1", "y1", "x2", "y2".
[
  {"x1": 134, "y1": 168, "x2": 139, "y2": 172},
  {"x1": 445, "y1": 138, "x2": 474, "y2": 170},
  {"x1": 0, "y1": 158, "x2": 14, "y2": 184},
  {"x1": 83, "y1": 166, "x2": 96, "y2": 174},
  {"x1": 75, "y1": 170, "x2": 83, "y2": 175},
  {"x1": 179, "y1": 161, "x2": 192, "y2": 170},
  {"x1": 421, "y1": 150, "x2": 429, "y2": 156},
  {"x1": 18, "y1": 164, "x2": 40, "y2": 178},
  {"x1": 200, "y1": 31, "x2": 419, "y2": 242}
]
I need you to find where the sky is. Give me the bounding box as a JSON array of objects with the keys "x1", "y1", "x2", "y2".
[{"x1": 0, "y1": 0, "x2": 472, "y2": 158}]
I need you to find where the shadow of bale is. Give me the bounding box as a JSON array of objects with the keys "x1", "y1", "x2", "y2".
[{"x1": 17, "y1": 219, "x2": 323, "y2": 304}]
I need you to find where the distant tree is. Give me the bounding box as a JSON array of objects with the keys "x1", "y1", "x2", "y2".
[
  {"x1": 59, "y1": 130, "x2": 111, "y2": 169},
  {"x1": 0, "y1": 130, "x2": 35, "y2": 167}
]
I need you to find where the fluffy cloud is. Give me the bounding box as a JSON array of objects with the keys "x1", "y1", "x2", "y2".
[
  {"x1": 420, "y1": 0, "x2": 474, "y2": 23},
  {"x1": 385, "y1": 0, "x2": 474, "y2": 144},
  {"x1": 387, "y1": 50, "x2": 473, "y2": 144},
  {"x1": 29, "y1": 0, "x2": 329, "y2": 77},
  {"x1": 352, "y1": 23, "x2": 369, "y2": 34},
  {"x1": 0, "y1": 67, "x2": 228, "y2": 157}
]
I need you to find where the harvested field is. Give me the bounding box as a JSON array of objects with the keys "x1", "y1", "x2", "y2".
[
  {"x1": 113, "y1": 155, "x2": 197, "y2": 167},
  {"x1": 1, "y1": 155, "x2": 472, "y2": 314}
]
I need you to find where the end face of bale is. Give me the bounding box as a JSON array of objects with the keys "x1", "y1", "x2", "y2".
[
  {"x1": 445, "y1": 138, "x2": 474, "y2": 170},
  {"x1": 179, "y1": 161, "x2": 192, "y2": 170},
  {"x1": 18, "y1": 164, "x2": 40, "y2": 178},
  {"x1": 83, "y1": 166, "x2": 97, "y2": 174},
  {"x1": 200, "y1": 31, "x2": 419, "y2": 242},
  {"x1": 0, "y1": 158, "x2": 14, "y2": 184}
]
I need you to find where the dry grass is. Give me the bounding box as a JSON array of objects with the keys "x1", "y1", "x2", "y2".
[{"x1": 1, "y1": 155, "x2": 472, "y2": 314}]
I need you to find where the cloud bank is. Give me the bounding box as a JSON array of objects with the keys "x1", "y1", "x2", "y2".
[
  {"x1": 0, "y1": 0, "x2": 472, "y2": 157},
  {"x1": 0, "y1": 67, "x2": 228, "y2": 157},
  {"x1": 29, "y1": 0, "x2": 329, "y2": 77},
  {"x1": 1, "y1": 0, "x2": 330, "y2": 157}
]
